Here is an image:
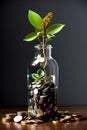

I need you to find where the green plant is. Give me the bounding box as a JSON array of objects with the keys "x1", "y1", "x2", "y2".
[
  {"x1": 32, "y1": 69, "x2": 45, "y2": 84},
  {"x1": 24, "y1": 10, "x2": 65, "y2": 44},
  {"x1": 24, "y1": 10, "x2": 65, "y2": 83}
]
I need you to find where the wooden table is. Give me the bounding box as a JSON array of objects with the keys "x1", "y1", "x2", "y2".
[{"x1": 0, "y1": 106, "x2": 87, "y2": 130}]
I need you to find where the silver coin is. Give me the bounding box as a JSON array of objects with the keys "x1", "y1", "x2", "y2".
[{"x1": 13, "y1": 115, "x2": 22, "y2": 123}]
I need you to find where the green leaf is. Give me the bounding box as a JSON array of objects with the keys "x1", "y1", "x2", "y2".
[
  {"x1": 28, "y1": 10, "x2": 43, "y2": 29},
  {"x1": 24, "y1": 32, "x2": 39, "y2": 41},
  {"x1": 46, "y1": 34, "x2": 55, "y2": 43},
  {"x1": 46, "y1": 24, "x2": 65, "y2": 35},
  {"x1": 47, "y1": 34, "x2": 55, "y2": 38},
  {"x1": 32, "y1": 73, "x2": 40, "y2": 80},
  {"x1": 37, "y1": 69, "x2": 45, "y2": 78},
  {"x1": 35, "y1": 80, "x2": 41, "y2": 84},
  {"x1": 35, "y1": 28, "x2": 42, "y2": 33}
]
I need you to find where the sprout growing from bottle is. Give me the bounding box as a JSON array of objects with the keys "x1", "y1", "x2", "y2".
[{"x1": 24, "y1": 10, "x2": 65, "y2": 83}]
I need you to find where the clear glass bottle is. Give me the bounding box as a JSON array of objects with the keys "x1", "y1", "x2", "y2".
[{"x1": 27, "y1": 44, "x2": 59, "y2": 121}]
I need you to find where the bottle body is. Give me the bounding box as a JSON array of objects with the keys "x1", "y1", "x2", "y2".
[{"x1": 27, "y1": 44, "x2": 59, "y2": 120}]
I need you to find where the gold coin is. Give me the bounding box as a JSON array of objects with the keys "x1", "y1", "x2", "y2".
[{"x1": 36, "y1": 108, "x2": 44, "y2": 117}]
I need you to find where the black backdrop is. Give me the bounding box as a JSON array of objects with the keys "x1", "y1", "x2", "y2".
[{"x1": 1, "y1": 0, "x2": 87, "y2": 106}]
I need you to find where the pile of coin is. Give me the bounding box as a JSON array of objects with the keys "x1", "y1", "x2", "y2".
[
  {"x1": 52, "y1": 111, "x2": 83, "y2": 123},
  {"x1": 2, "y1": 110, "x2": 83, "y2": 124}
]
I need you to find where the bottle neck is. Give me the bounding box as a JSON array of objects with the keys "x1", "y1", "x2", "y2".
[{"x1": 34, "y1": 44, "x2": 52, "y2": 58}]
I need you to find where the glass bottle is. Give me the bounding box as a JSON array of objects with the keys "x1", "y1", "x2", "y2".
[{"x1": 27, "y1": 44, "x2": 59, "y2": 121}]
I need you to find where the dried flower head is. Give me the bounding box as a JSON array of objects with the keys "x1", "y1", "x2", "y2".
[{"x1": 42, "y1": 12, "x2": 53, "y2": 27}]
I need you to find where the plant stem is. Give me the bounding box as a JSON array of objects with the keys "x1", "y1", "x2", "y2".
[{"x1": 42, "y1": 26, "x2": 47, "y2": 82}]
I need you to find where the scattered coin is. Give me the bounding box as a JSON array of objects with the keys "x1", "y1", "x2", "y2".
[
  {"x1": 13, "y1": 116, "x2": 22, "y2": 123},
  {"x1": 26, "y1": 119, "x2": 43, "y2": 124},
  {"x1": 5, "y1": 113, "x2": 17, "y2": 121},
  {"x1": 59, "y1": 118, "x2": 65, "y2": 123},
  {"x1": 64, "y1": 115, "x2": 72, "y2": 120},
  {"x1": 2, "y1": 117, "x2": 10, "y2": 122},
  {"x1": 2, "y1": 110, "x2": 84, "y2": 124}
]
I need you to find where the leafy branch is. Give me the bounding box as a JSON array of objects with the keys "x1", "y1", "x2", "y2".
[{"x1": 24, "y1": 10, "x2": 65, "y2": 43}]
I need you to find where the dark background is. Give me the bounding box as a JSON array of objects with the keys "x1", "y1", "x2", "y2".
[{"x1": 0, "y1": 0, "x2": 87, "y2": 106}]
